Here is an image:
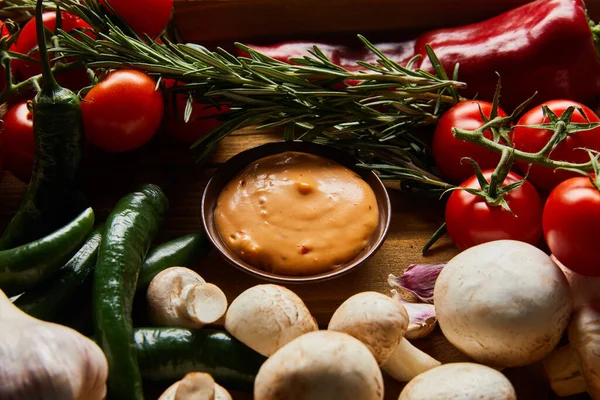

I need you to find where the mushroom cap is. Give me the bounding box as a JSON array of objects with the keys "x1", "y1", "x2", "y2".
[
  {"x1": 254, "y1": 330, "x2": 384, "y2": 400},
  {"x1": 398, "y1": 362, "x2": 516, "y2": 400},
  {"x1": 434, "y1": 240, "x2": 572, "y2": 367},
  {"x1": 568, "y1": 303, "x2": 600, "y2": 399},
  {"x1": 224, "y1": 284, "x2": 318, "y2": 357},
  {"x1": 157, "y1": 372, "x2": 232, "y2": 400},
  {"x1": 328, "y1": 291, "x2": 408, "y2": 365}
]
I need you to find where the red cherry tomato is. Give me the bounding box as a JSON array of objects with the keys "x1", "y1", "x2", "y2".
[
  {"x1": 100, "y1": 0, "x2": 173, "y2": 39},
  {"x1": 512, "y1": 100, "x2": 600, "y2": 191},
  {"x1": 433, "y1": 101, "x2": 508, "y2": 184},
  {"x1": 543, "y1": 176, "x2": 600, "y2": 277},
  {"x1": 82, "y1": 70, "x2": 164, "y2": 152},
  {"x1": 162, "y1": 80, "x2": 229, "y2": 144},
  {"x1": 11, "y1": 12, "x2": 92, "y2": 90},
  {"x1": 0, "y1": 100, "x2": 35, "y2": 182},
  {"x1": 445, "y1": 170, "x2": 543, "y2": 251}
]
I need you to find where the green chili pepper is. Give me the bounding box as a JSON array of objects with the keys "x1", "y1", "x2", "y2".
[
  {"x1": 14, "y1": 223, "x2": 103, "y2": 320},
  {"x1": 94, "y1": 184, "x2": 168, "y2": 400},
  {"x1": 0, "y1": 207, "x2": 94, "y2": 296},
  {"x1": 0, "y1": 1, "x2": 86, "y2": 250},
  {"x1": 135, "y1": 328, "x2": 266, "y2": 392},
  {"x1": 137, "y1": 233, "x2": 211, "y2": 290}
]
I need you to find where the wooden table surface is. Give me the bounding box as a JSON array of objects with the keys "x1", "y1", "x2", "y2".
[
  {"x1": 1, "y1": 1, "x2": 596, "y2": 398},
  {"x1": 0, "y1": 127, "x2": 588, "y2": 400}
]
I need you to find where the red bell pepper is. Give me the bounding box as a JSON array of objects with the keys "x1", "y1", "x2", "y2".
[{"x1": 242, "y1": 0, "x2": 600, "y2": 110}]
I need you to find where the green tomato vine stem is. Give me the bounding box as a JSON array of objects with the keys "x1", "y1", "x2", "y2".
[{"x1": 452, "y1": 115, "x2": 600, "y2": 173}]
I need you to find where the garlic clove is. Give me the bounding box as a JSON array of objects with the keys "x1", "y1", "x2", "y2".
[
  {"x1": 391, "y1": 292, "x2": 437, "y2": 339},
  {"x1": 388, "y1": 263, "x2": 446, "y2": 304}
]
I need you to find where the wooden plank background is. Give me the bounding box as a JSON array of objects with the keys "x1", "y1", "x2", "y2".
[{"x1": 173, "y1": 0, "x2": 600, "y2": 44}]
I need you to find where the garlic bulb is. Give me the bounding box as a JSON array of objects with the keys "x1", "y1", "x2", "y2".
[{"x1": 0, "y1": 290, "x2": 108, "y2": 400}]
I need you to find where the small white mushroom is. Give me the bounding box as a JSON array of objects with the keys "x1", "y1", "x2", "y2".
[
  {"x1": 328, "y1": 291, "x2": 440, "y2": 382},
  {"x1": 147, "y1": 267, "x2": 228, "y2": 329},
  {"x1": 224, "y1": 284, "x2": 318, "y2": 357},
  {"x1": 434, "y1": 240, "x2": 572, "y2": 368},
  {"x1": 543, "y1": 303, "x2": 600, "y2": 399},
  {"x1": 254, "y1": 330, "x2": 384, "y2": 400},
  {"x1": 158, "y1": 372, "x2": 232, "y2": 400},
  {"x1": 398, "y1": 363, "x2": 517, "y2": 400},
  {"x1": 553, "y1": 255, "x2": 600, "y2": 309}
]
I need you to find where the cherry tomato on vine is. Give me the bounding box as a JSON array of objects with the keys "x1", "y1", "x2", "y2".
[
  {"x1": 445, "y1": 170, "x2": 543, "y2": 251},
  {"x1": 82, "y1": 70, "x2": 164, "y2": 152},
  {"x1": 543, "y1": 176, "x2": 600, "y2": 277},
  {"x1": 0, "y1": 100, "x2": 35, "y2": 182},
  {"x1": 433, "y1": 101, "x2": 507, "y2": 184},
  {"x1": 512, "y1": 100, "x2": 600, "y2": 191},
  {"x1": 11, "y1": 11, "x2": 92, "y2": 90},
  {"x1": 100, "y1": 0, "x2": 173, "y2": 39},
  {"x1": 162, "y1": 80, "x2": 229, "y2": 144}
]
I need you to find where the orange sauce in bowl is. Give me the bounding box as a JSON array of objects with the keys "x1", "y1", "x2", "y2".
[{"x1": 214, "y1": 151, "x2": 379, "y2": 276}]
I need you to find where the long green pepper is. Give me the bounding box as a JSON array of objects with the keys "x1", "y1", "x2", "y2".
[
  {"x1": 0, "y1": 0, "x2": 86, "y2": 250},
  {"x1": 94, "y1": 184, "x2": 168, "y2": 399}
]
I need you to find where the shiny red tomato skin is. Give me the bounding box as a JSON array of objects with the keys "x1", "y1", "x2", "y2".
[
  {"x1": 12, "y1": 12, "x2": 92, "y2": 90},
  {"x1": 445, "y1": 170, "x2": 543, "y2": 251},
  {"x1": 512, "y1": 100, "x2": 600, "y2": 191},
  {"x1": 0, "y1": 101, "x2": 35, "y2": 182},
  {"x1": 12, "y1": 12, "x2": 91, "y2": 75},
  {"x1": 433, "y1": 101, "x2": 508, "y2": 184},
  {"x1": 162, "y1": 80, "x2": 228, "y2": 144},
  {"x1": 543, "y1": 176, "x2": 600, "y2": 277},
  {"x1": 100, "y1": 0, "x2": 173, "y2": 39},
  {"x1": 82, "y1": 70, "x2": 164, "y2": 152}
]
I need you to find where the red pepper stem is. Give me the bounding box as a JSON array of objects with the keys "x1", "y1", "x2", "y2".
[{"x1": 487, "y1": 148, "x2": 513, "y2": 199}]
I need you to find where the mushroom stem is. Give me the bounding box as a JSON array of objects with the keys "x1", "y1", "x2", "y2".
[
  {"x1": 148, "y1": 267, "x2": 228, "y2": 329},
  {"x1": 182, "y1": 283, "x2": 229, "y2": 325},
  {"x1": 382, "y1": 337, "x2": 441, "y2": 382},
  {"x1": 542, "y1": 345, "x2": 585, "y2": 397}
]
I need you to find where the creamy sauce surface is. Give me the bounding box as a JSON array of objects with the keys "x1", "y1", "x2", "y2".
[{"x1": 215, "y1": 151, "x2": 379, "y2": 276}]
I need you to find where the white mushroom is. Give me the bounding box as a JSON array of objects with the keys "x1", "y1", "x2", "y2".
[
  {"x1": 543, "y1": 303, "x2": 600, "y2": 399},
  {"x1": 328, "y1": 291, "x2": 440, "y2": 382},
  {"x1": 158, "y1": 372, "x2": 232, "y2": 400},
  {"x1": 224, "y1": 284, "x2": 318, "y2": 357},
  {"x1": 147, "y1": 267, "x2": 228, "y2": 329},
  {"x1": 254, "y1": 330, "x2": 383, "y2": 400},
  {"x1": 434, "y1": 240, "x2": 573, "y2": 367},
  {"x1": 553, "y1": 254, "x2": 600, "y2": 309},
  {"x1": 398, "y1": 363, "x2": 516, "y2": 400}
]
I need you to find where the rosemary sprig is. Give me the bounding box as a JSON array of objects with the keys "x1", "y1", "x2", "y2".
[{"x1": 6, "y1": 0, "x2": 466, "y2": 190}]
